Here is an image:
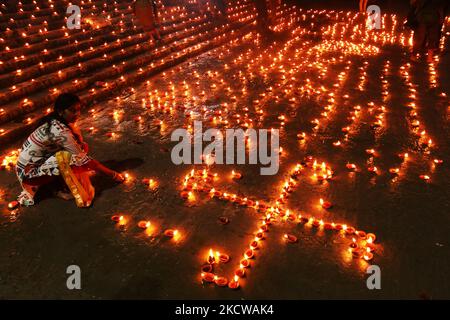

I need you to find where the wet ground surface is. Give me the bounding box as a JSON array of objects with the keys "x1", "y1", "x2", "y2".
[{"x1": 1, "y1": 8, "x2": 450, "y2": 299}]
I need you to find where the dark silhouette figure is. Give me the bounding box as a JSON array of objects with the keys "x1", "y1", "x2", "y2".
[{"x1": 410, "y1": 0, "x2": 446, "y2": 60}]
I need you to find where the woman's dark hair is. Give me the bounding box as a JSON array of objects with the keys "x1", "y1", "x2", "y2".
[
  {"x1": 54, "y1": 93, "x2": 80, "y2": 115},
  {"x1": 38, "y1": 93, "x2": 82, "y2": 143}
]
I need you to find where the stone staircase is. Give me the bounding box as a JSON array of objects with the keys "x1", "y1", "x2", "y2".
[{"x1": 0, "y1": 0, "x2": 258, "y2": 147}]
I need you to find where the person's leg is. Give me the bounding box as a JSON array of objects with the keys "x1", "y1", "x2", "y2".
[
  {"x1": 18, "y1": 175, "x2": 55, "y2": 206},
  {"x1": 154, "y1": 26, "x2": 162, "y2": 40},
  {"x1": 426, "y1": 23, "x2": 441, "y2": 55},
  {"x1": 412, "y1": 23, "x2": 427, "y2": 55},
  {"x1": 145, "y1": 27, "x2": 155, "y2": 42}
]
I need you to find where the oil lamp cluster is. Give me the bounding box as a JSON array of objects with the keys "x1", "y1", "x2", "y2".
[{"x1": 181, "y1": 161, "x2": 378, "y2": 289}]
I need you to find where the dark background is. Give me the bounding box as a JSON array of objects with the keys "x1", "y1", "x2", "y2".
[{"x1": 288, "y1": 0, "x2": 411, "y2": 14}]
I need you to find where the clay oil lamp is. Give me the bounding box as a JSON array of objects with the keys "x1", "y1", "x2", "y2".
[
  {"x1": 231, "y1": 170, "x2": 242, "y2": 180},
  {"x1": 297, "y1": 132, "x2": 306, "y2": 140},
  {"x1": 214, "y1": 276, "x2": 228, "y2": 287},
  {"x1": 245, "y1": 249, "x2": 254, "y2": 259},
  {"x1": 363, "y1": 248, "x2": 374, "y2": 261},
  {"x1": 180, "y1": 191, "x2": 189, "y2": 200},
  {"x1": 320, "y1": 198, "x2": 333, "y2": 209},
  {"x1": 8, "y1": 201, "x2": 19, "y2": 211},
  {"x1": 164, "y1": 229, "x2": 179, "y2": 239},
  {"x1": 260, "y1": 221, "x2": 269, "y2": 232},
  {"x1": 368, "y1": 166, "x2": 378, "y2": 173},
  {"x1": 201, "y1": 272, "x2": 215, "y2": 283},
  {"x1": 218, "y1": 217, "x2": 229, "y2": 225},
  {"x1": 389, "y1": 168, "x2": 400, "y2": 175},
  {"x1": 351, "y1": 247, "x2": 362, "y2": 258},
  {"x1": 299, "y1": 216, "x2": 310, "y2": 224},
  {"x1": 142, "y1": 178, "x2": 158, "y2": 190},
  {"x1": 255, "y1": 231, "x2": 264, "y2": 241},
  {"x1": 324, "y1": 222, "x2": 333, "y2": 230},
  {"x1": 240, "y1": 258, "x2": 250, "y2": 268},
  {"x1": 307, "y1": 217, "x2": 317, "y2": 228},
  {"x1": 138, "y1": 220, "x2": 151, "y2": 230},
  {"x1": 207, "y1": 249, "x2": 216, "y2": 264},
  {"x1": 284, "y1": 234, "x2": 298, "y2": 243},
  {"x1": 345, "y1": 226, "x2": 356, "y2": 235},
  {"x1": 111, "y1": 214, "x2": 124, "y2": 224},
  {"x1": 235, "y1": 265, "x2": 246, "y2": 277},
  {"x1": 350, "y1": 238, "x2": 358, "y2": 249},
  {"x1": 228, "y1": 275, "x2": 240, "y2": 289},
  {"x1": 216, "y1": 251, "x2": 230, "y2": 264},
  {"x1": 201, "y1": 264, "x2": 213, "y2": 273},
  {"x1": 366, "y1": 233, "x2": 376, "y2": 243},
  {"x1": 356, "y1": 231, "x2": 367, "y2": 239}
]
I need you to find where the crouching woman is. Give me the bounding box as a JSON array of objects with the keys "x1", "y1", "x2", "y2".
[{"x1": 15, "y1": 93, "x2": 124, "y2": 207}]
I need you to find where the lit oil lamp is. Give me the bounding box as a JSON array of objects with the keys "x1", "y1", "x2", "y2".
[
  {"x1": 240, "y1": 258, "x2": 250, "y2": 268},
  {"x1": 351, "y1": 247, "x2": 361, "y2": 258},
  {"x1": 217, "y1": 251, "x2": 230, "y2": 264},
  {"x1": 345, "y1": 226, "x2": 356, "y2": 235},
  {"x1": 235, "y1": 265, "x2": 246, "y2": 277},
  {"x1": 346, "y1": 163, "x2": 357, "y2": 171},
  {"x1": 368, "y1": 166, "x2": 378, "y2": 173},
  {"x1": 250, "y1": 240, "x2": 259, "y2": 250},
  {"x1": 324, "y1": 222, "x2": 333, "y2": 230},
  {"x1": 123, "y1": 173, "x2": 132, "y2": 183},
  {"x1": 138, "y1": 220, "x2": 151, "y2": 230},
  {"x1": 283, "y1": 234, "x2": 298, "y2": 243},
  {"x1": 218, "y1": 217, "x2": 229, "y2": 225},
  {"x1": 399, "y1": 153, "x2": 409, "y2": 160},
  {"x1": 419, "y1": 175, "x2": 430, "y2": 181},
  {"x1": 231, "y1": 170, "x2": 242, "y2": 180},
  {"x1": 350, "y1": 238, "x2": 358, "y2": 248},
  {"x1": 201, "y1": 272, "x2": 215, "y2": 283},
  {"x1": 228, "y1": 275, "x2": 240, "y2": 289},
  {"x1": 164, "y1": 229, "x2": 179, "y2": 239},
  {"x1": 389, "y1": 168, "x2": 400, "y2": 174},
  {"x1": 309, "y1": 218, "x2": 319, "y2": 227},
  {"x1": 8, "y1": 201, "x2": 19, "y2": 211},
  {"x1": 366, "y1": 233, "x2": 376, "y2": 243},
  {"x1": 297, "y1": 132, "x2": 306, "y2": 140},
  {"x1": 363, "y1": 248, "x2": 374, "y2": 261},
  {"x1": 320, "y1": 198, "x2": 333, "y2": 209},
  {"x1": 142, "y1": 178, "x2": 158, "y2": 190},
  {"x1": 201, "y1": 264, "x2": 213, "y2": 273},
  {"x1": 207, "y1": 249, "x2": 216, "y2": 264},
  {"x1": 214, "y1": 276, "x2": 228, "y2": 287},
  {"x1": 111, "y1": 214, "x2": 124, "y2": 223},
  {"x1": 180, "y1": 191, "x2": 189, "y2": 200},
  {"x1": 244, "y1": 249, "x2": 254, "y2": 259}
]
